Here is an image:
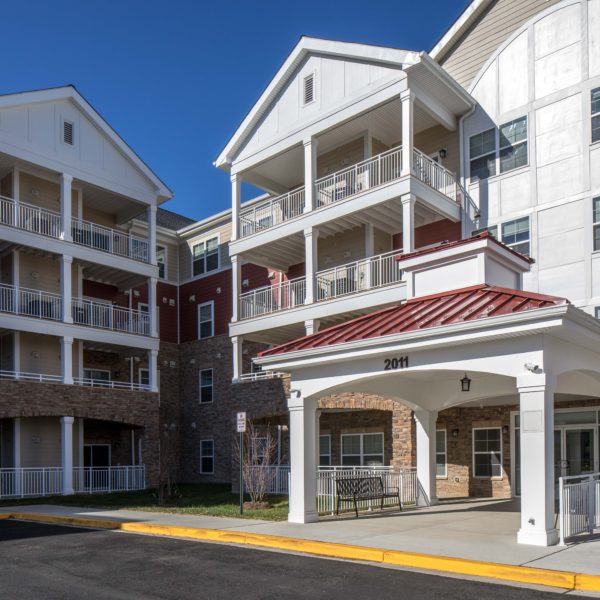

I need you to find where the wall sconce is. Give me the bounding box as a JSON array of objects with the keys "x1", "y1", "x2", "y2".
[
  {"x1": 162, "y1": 360, "x2": 168, "y2": 366},
  {"x1": 188, "y1": 295, "x2": 196, "y2": 303},
  {"x1": 30, "y1": 271, "x2": 39, "y2": 279},
  {"x1": 439, "y1": 148, "x2": 448, "y2": 159},
  {"x1": 162, "y1": 297, "x2": 168, "y2": 304},
  {"x1": 30, "y1": 188, "x2": 40, "y2": 197},
  {"x1": 242, "y1": 279, "x2": 249, "y2": 288},
  {"x1": 169, "y1": 361, "x2": 176, "y2": 368},
  {"x1": 216, "y1": 287, "x2": 222, "y2": 294},
  {"x1": 169, "y1": 299, "x2": 175, "y2": 306},
  {"x1": 190, "y1": 358, "x2": 196, "y2": 365},
  {"x1": 191, "y1": 422, "x2": 197, "y2": 430},
  {"x1": 268, "y1": 271, "x2": 276, "y2": 280},
  {"x1": 502, "y1": 425, "x2": 509, "y2": 435},
  {"x1": 452, "y1": 429, "x2": 459, "y2": 438},
  {"x1": 216, "y1": 353, "x2": 222, "y2": 359},
  {"x1": 460, "y1": 372, "x2": 471, "y2": 392},
  {"x1": 134, "y1": 356, "x2": 141, "y2": 363},
  {"x1": 30, "y1": 351, "x2": 40, "y2": 359}
]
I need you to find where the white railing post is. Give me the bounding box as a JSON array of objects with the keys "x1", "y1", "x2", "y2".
[{"x1": 559, "y1": 476, "x2": 565, "y2": 545}]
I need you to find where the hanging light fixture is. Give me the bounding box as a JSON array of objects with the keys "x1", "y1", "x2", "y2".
[{"x1": 460, "y1": 372, "x2": 471, "y2": 392}]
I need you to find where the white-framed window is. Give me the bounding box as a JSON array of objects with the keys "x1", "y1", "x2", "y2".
[
  {"x1": 319, "y1": 434, "x2": 331, "y2": 466},
  {"x1": 192, "y1": 236, "x2": 219, "y2": 277},
  {"x1": 138, "y1": 302, "x2": 149, "y2": 314},
  {"x1": 436, "y1": 429, "x2": 447, "y2": 478},
  {"x1": 485, "y1": 216, "x2": 530, "y2": 256},
  {"x1": 593, "y1": 197, "x2": 600, "y2": 252},
  {"x1": 197, "y1": 301, "x2": 214, "y2": 339},
  {"x1": 473, "y1": 427, "x2": 502, "y2": 478},
  {"x1": 83, "y1": 368, "x2": 110, "y2": 382},
  {"x1": 592, "y1": 87, "x2": 600, "y2": 144},
  {"x1": 341, "y1": 432, "x2": 384, "y2": 466},
  {"x1": 138, "y1": 368, "x2": 149, "y2": 387},
  {"x1": 199, "y1": 368, "x2": 213, "y2": 404},
  {"x1": 303, "y1": 73, "x2": 315, "y2": 105},
  {"x1": 499, "y1": 116, "x2": 528, "y2": 173},
  {"x1": 469, "y1": 128, "x2": 496, "y2": 180},
  {"x1": 200, "y1": 440, "x2": 214, "y2": 474},
  {"x1": 156, "y1": 246, "x2": 166, "y2": 279}
]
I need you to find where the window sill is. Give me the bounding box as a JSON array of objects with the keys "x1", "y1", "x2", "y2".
[{"x1": 199, "y1": 401, "x2": 214, "y2": 406}]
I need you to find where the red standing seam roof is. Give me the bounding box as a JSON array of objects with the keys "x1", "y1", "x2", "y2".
[{"x1": 258, "y1": 284, "x2": 568, "y2": 358}]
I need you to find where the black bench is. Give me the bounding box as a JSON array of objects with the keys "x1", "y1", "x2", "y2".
[{"x1": 335, "y1": 475, "x2": 401, "y2": 518}]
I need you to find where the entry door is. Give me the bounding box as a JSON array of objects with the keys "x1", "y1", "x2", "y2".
[{"x1": 84, "y1": 444, "x2": 111, "y2": 468}]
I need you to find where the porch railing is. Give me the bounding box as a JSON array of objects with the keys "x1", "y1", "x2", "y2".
[
  {"x1": 0, "y1": 196, "x2": 62, "y2": 238},
  {"x1": 73, "y1": 466, "x2": 146, "y2": 493},
  {"x1": 315, "y1": 250, "x2": 403, "y2": 302},
  {"x1": 240, "y1": 187, "x2": 305, "y2": 238},
  {"x1": 73, "y1": 378, "x2": 151, "y2": 391},
  {"x1": 238, "y1": 371, "x2": 286, "y2": 382},
  {"x1": 559, "y1": 472, "x2": 600, "y2": 545},
  {"x1": 0, "y1": 370, "x2": 62, "y2": 383},
  {"x1": 315, "y1": 147, "x2": 402, "y2": 208},
  {"x1": 412, "y1": 149, "x2": 458, "y2": 202},
  {"x1": 244, "y1": 465, "x2": 290, "y2": 495},
  {"x1": 72, "y1": 298, "x2": 150, "y2": 336},
  {"x1": 239, "y1": 276, "x2": 306, "y2": 320},
  {"x1": 0, "y1": 467, "x2": 63, "y2": 498},
  {"x1": 0, "y1": 282, "x2": 62, "y2": 321}
]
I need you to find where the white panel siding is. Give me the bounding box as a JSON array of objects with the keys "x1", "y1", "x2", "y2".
[
  {"x1": 499, "y1": 171, "x2": 531, "y2": 213},
  {"x1": 498, "y1": 32, "x2": 529, "y2": 114},
  {"x1": 537, "y1": 155, "x2": 584, "y2": 204},
  {"x1": 534, "y1": 42, "x2": 582, "y2": 100},
  {"x1": 538, "y1": 261, "x2": 586, "y2": 301},
  {"x1": 533, "y1": 3, "x2": 581, "y2": 59},
  {"x1": 590, "y1": 0, "x2": 600, "y2": 77},
  {"x1": 537, "y1": 229, "x2": 585, "y2": 269}
]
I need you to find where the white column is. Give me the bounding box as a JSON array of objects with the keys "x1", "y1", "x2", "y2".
[
  {"x1": 13, "y1": 332, "x2": 20, "y2": 377},
  {"x1": 231, "y1": 335, "x2": 243, "y2": 382},
  {"x1": 60, "y1": 255, "x2": 73, "y2": 323},
  {"x1": 76, "y1": 262, "x2": 83, "y2": 299},
  {"x1": 304, "y1": 227, "x2": 318, "y2": 304},
  {"x1": 364, "y1": 223, "x2": 375, "y2": 288},
  {"x1": 148, "y1": 277, "x2": 158, "y2": 337},
  {"x1": 400, "y1": 90, "x2": 414, "y2": 177},
  {"x1": 414, "y1": 409, "x2": 438, "y2": 507},
  {"x1": 148, "y1": 204, "x2": 157, "y2": 265},
  {"x1": 401, "y1": 193, "x2": 416, "y2": 253},
  {"x1": 61, "y1": 336, "x2": 73, "y2": 385},
  {"x1": 78, "y1": 418, "x2": 84, "y2": 468},
  {"x1": 303, "y1": 137, "x2": 318, "y2": 213},
  {"x1": 517, "y1": 374, "x2": 558, "y2": 546},
  {"x1": 60, "y1": 416, "x2": 74, "y2": 495},
  {"x1": 12, "y1": 168, "x2": 20, "y2": 225},
  {"x1": 60, "y1": 174, "x2": 73, "y2": 242},
  {"x1": 149, "y1": 349, "x2": 158, "y2": 392},
  {"x1": 288, "y1": 394, "x2": 318, "y2": 523},
  {"x1": 231, "y1": 174, "x2": 241, "y2": 241},
  {"x1": 231, "y1": 255, "x2": 241, "y2": 322},
  {"x1": 77, "y1": 341, "x2": 84, "y2": 380},
  {"x1": 13, "y1": 417, "x2": 21, "y2": 495},
  {"x1": 304, "y1": 319, "x2": 320, "y2": 336}
]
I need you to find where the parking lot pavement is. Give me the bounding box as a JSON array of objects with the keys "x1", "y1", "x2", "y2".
[{"x1": 0, "y1": 520, "x2": 592, "y2": 600}]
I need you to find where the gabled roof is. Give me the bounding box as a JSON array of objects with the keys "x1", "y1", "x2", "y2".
[
  {"x1": 136, "y1": 207, "x2": 196, "y2": 231},
  {"x1": 258, "y1": 284, "x2": 567, "y2": 357},
  {"x1": 0, "y1": 85, "x2": 173, "y2": 201}
]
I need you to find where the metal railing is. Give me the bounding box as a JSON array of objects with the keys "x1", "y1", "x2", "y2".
[
  {"x1": 72, "y1": 298, "x2": 150, "y2": 336},
  {"x1": 0, "y1": 468, "x2": 63, "y2": 498},
  {"x1": 412, "y1": 149, "x2": 458, "y2": 202},
  {"x1": 0, "y1": 282, "x2": 62, "y2": 321},
  {"x1": 73, "y1": 466, "x2": 146, "y2": 493},
  {"x1": 238, "y1": 371, "x2": 286, "y2": 382},
  {"x1": 315, "y1": 250, "x2": 403, "y2": 302},
  {"x1": 0, "y1": 370, "x2": 62, "y2": 383},
  {"x1": 240, "y1": 187, "x2": 305, "y2": 238},
  {"x1": 559, "y1": 472, "x2": 600, "y2": 545},
  {"x1": 315, "y1": 147, "x2": 402, "y2": 208},
  {"x1": 0, "y1": 195, "x2": 62, "y2": 238},
  {"x1": 239, "y1": 276, "x2": 306, "y2": 320},
  {"x1": 316, "y1": 467, "x2": 417, "y2": 514},
  {"x1": 73, "y1": 377, "x2": 151, "y2": 392},
  {"x1": 244, "y1": 465, "x2": 290, "y2": 495}
]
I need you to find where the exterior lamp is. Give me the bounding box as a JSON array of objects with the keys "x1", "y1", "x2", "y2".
[
  {"x1": 460, "y1": 373, "x2": 471, "y2": 392},
  {"x1": 439, "y1": 148, "x2": 447, "y2": 159}
]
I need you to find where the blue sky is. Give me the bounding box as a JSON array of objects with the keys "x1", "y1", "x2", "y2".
[{"x1": 2, "y1": 0, "x2": 468, "y2": 220}]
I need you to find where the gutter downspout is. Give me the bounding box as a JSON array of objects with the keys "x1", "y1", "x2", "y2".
[{"x1": 459, "y1": 103, "x2": 477, "y2": 240}]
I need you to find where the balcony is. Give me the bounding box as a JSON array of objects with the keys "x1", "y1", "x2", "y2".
[
  {"x1": 239, "y1": 277, "x2": 306, "y2": 320},
  {"x1": 0, "y1": 195, "x2": 149, "y2": 263},
  {"x1": 0, "y1": 369, "x2": 150, "y2": 391}
]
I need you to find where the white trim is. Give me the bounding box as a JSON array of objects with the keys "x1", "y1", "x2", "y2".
[
  {"x1": 472, "y1": 426, "x2": 503, "y2": 479},
  {"x1": 156, "y1": 245, "x2": 167, "y2": 280},
  {"x1": 302, "y1": 72, "x2": 316, "y2": 107},
  {"x1": 138, "y1": 367, "x2": 149, "y2": 386},
  {"x1": 199, "y1": 439, "x2": 214, "y2": 474},
  {"x1": 340, "y1": 431, "x2": 385, "y2": 466},
  {"x1": 197, "y1": 300, "x2": 214, "y2": 340},
  {"x1": 191, "y1": 233, "x2": 220, "y2": 279},
  {"x1": 199, "y1": 368, "x2": 214, "y2": 404},
  {"x1": 83, "y1": 367, "x2": 111, "y2": 381}
]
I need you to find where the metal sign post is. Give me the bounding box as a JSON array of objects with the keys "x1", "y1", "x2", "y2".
[{"x1": 237, "y1": 412, "x2": 246, "y2": 514}]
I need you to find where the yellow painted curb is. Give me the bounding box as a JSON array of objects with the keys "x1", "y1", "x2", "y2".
[{"x1": 7, "y1": 512, "x2": 600, "y2": 593}]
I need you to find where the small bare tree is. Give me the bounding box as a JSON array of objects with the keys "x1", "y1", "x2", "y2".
[{"x1": 157, "y1": 422, "x2": 180, "y2": 505}]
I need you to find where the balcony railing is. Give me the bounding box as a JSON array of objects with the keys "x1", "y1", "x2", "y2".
[
  {"x1": 238, "y1": 370, "x2": 286, "y2": 382},
  {"x1": 240, "y1": 187, "x2": 305, "y2": 237},
  {"x1": 316, "y1": 250, "x2": 404, "y2": 302},
  {"x1": 239, "y1": 276, "x2": 306, "y2": 320},
  {"x1": 73, "y1": 377, "x2": 151, "y2": 391},
  {"x1": 412, "y1": 149, "x2": 459, "y2": 201},
  {"x1": 0, "y1": 370, "x2": 62, "y2": 383},
  {"x1": 72, "y1": 298, "x2": 150, "y2": 336},
  {"x1": 0, "y1": 195, "x2": 62, "y2": 238},
  {"x1": 0, "y1": 283, "x2": 62, "y2": 321}
]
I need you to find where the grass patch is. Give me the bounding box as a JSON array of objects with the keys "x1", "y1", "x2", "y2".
[{"x1": 0, "y1": 483, "x2": 289, "y2": 521}]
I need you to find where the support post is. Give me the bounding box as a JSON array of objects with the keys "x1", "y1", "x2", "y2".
[
  {"x1": 14, "y1": 417, "x2": 21, "y2": 495},
  {"x1": 303, "y1": 137, "x2": 318, "y2": 213},
  {"x1": 148, "y1": 349, "x2": 158, "y2": 392},
  {"x1": 231, "y1": 335, "x2": 243, "y2": 382},
  {"x1": 231, "y1": 255, "x2": 241, "y2": 322},
  {"x1": 78, "y1": 418, "x2": 84, "y2": 469},
  {"x1": 60, "y1": 174, "x2": 73, "y2": 242},
  {"x1": 287, "y1": 394, "x2": 318, "y2": 523},
  {"x1": 364, "y1": 223, "x2": 375, "y2": 288},
  {"x1": 517, "y1": 373, "x2": 558, "y2": 546},
  {"x1": 401, "y1": 193, "x2": 416, "y2": 253},
  {"x1": 231, "y1": 174, "x2": 241, "y2": 241},
  {"x1": 60, "y1": 416, "x2": 74, "y2": 495},
  {"x1": 304, "y1": 319, "x2": 320, "y2": 336},
  {"x1": 148, "y1": 277, "x2": 158, "y2": 337},
  {"x1": 414, "y1": 409, "x2": 438, "y2": 507},
  {"x1": 61, "y1": 336, "x2": 73, "y2": 385},
  {"x1": 60, "y1": 255, "x2": 73, "y2": 323},
  {"x1": 13, "y1": 332, "x2": 20, "y2": 378},
  {"x1": 400, "y1": 90, "x2": 414, "y2": 177},
  {"x1": 304, "y1": 227, "x2": 318, "y2": 304},
  {"x1": 148, "y1": 205, "x2": 157, "y2": 265}
]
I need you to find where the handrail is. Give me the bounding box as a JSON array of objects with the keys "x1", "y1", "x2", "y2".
[
  {"x1": 73, "y1": 377, "x2": 151, "y2": 391},
  {"x1": 0, "y1": 195, "x2": 61, "y2": 238},
  {"x1": 0, "y1": 282, "x2": 62, "y2": 321},
  {"x1": 0, "y1": 370, "x2": 62, "y2": 383},
  {"x1": 72, "y1": 297, "x2": 150, "y2": 336},
  {"x1": 238, "y1": 371, "x2": 286, "y2": 382},
  {"x1": 239, "y1": 276, "x2": 306, "y2": 320},
  {"x1": 412, "y1": 148, "x2": 459, "y2": 202}
]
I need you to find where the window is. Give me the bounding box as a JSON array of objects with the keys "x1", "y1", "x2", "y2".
[
  {"x1": 83, "y1": 368, "x2": 110, "y2": 383},
  {"x1": 199, "y1": 368, "x2": 213, "y2": 404},
  {"x1": 592, "y1": 88, "x2": 600, "y2": 144},
  {"x1": 63, "y1": 120, "x2": 74, "y2": 145},
  {"x1": 197, "y1": 302, "x2": 214, "y2": 339},
  {"x1": 138, "y1": 368, "x2": 149, "y2": 387},
  {"x1": 341, "y1": 433, "x2": 384, "y2": 466},
  {"x1": 593, "y1": 197, "x2": 600, "y2": 251},
  {"x1": 499, "y1": 116, "x2": 528, "y2": 173},
  {"x1": 192, "y1": 237, "x2": 219, "y2": 277},
  {"x1": 473, "y1": 428, "x2": 502, "y2": 478},
  {"x1": 501, "y1": 217, "x2": 530, "y2": 255},
  {"x1": 200, "y1": 440, "x2": 214, "y2": 474},
  {"x1": 469, "y1": 128, "x2": 496, "y2": 180},
  {"x1": 436, "y1": 430, "x2": 447, "y2": 478},
  {"x1": 303, "y1": 73, "x2": 315, "y2": 105},
  {"x1": 156, "y1": 246, "x2": 166, "y2": 279},
  {"x1": 319, "y1": 435, "x2": 331, "y2": 466}
]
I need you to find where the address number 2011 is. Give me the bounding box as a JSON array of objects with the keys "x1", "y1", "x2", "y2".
[{"x1": 384, "y1": 356, "x2": 409, "y2": 370}]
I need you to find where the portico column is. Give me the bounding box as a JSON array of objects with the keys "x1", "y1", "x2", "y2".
[
  {"x1": 60, "y1": 174, "x2": 73, "y2": 242},
  {"x1": 401, "y1": 193, "x2": 416, "y2": 253},
  {"x1": 304, "y1": 319, "x2": 320, "y2": 336},
  {"x1": 231, "y1": 255, "x2": 241, "y2": 322},
  {"x1": 14, "y1": 417, "x2": 21, "y2": 495},
  {"x1": 61, "y1": 336, "x2": 73, "y2": 385},
  {"x1": 148, "y1": 277, "x2": 158, "y2": 337},
  {"x1": 60, "y1": 255, "x2": 73, "y2": 323},
  {"x1": 517, "y1": 374, "x2": 558, "y2": 546},
  {"x1": 148, "y1": 349, "x2": 158, "y2": 392},
  {"x1": 288, "y1": 394, "x2": 318, "y2": 523},
  {"x1": 60, "y1": 416, "x2": 74, "y2": 495},
  {"x1": 400, "y1": 90, "x2": 414, "y2": 177},
  {"x1": 303, "y1": 137, "x2": 318, "y2": 213},
  {"x1": 231, "y1": 335, "x2": 243, "y2": 382},
  {"x1": 364, "y1": 223, "x2": 375, "y2": 288},
  {"x1": 414, "y1": 409, "x2": 438, "y2": 507},
  {"x1": 231, "y1": 174, "x2": 241, "y2": 241},
  {"x1": 148, "y1": 204, "x2": 157, "y2": 265},
  {"x1": 304, "y1": 227, "x2": 318, "y2": 304}
]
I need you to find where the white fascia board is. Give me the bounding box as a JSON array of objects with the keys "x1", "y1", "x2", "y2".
[{"x1": 254, "y1": 304, "x2": 570, "y2": 370}]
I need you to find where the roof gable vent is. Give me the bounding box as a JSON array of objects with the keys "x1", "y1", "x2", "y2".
[
  {"x1": 63, "y1": 120, "x2": 74, "y2": 145},
  {"x1": 303, "y1": 74, "x2": 314, "y2": 105}
]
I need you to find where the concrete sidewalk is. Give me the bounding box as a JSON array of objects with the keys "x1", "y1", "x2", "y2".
[{"x1": 2, "y1": 498, "x2": 600, "y2": 592}]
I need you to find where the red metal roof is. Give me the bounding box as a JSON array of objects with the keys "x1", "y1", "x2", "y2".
[{"x1": 258, "y1": 284, "x2": 567, "y2": 357}]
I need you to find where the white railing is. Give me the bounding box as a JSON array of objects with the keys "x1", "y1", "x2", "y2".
[
  {"x1": 316, "y1": 467, "x2": 417, "y2": 515},
  {"x1": 238, "y1": 371, "x2": 286, "y2": 382},
  {"x1": 316, "y1": 250, "x2": 403, "y2": 302},
  {"x1": 0, "y1": 282, "x2": 62, "y2": 321},
  {"x1": 244, "y1": 465, "x2": 290, "y2": 495},
  {"x1": 0, "y1": 370, "x2": 62, "y2": 383},
  {"x1": 240, "y1": 187, "x2": 305, "y2": 238},
  {"x1": 239, "y1": 276, "x2": 306, "y2": 320},
  {"x1": 73, "y1": 377, "x2": 151, "y2": 392},
  {"x1": 72, "y1": 298, "x2": 150, "y2": 336},
  {"x1": 0, "y1": 195, "x2": 62, "y2": 238},
  {"x1": 412, "y1": 149, "x2": 458, "y2": 202},
  {"x1": 0, "y1": 468, "x2": 63, "y2": 498},
  {"x1": 559, "y1": 472, "x2": 600, "y2": 545},
  {"x1": 73, "y1": 466, "x2": 146, "y2": 493},
  {"x1": 315, "y1": 147, "x2": 402, "y2": 208}
]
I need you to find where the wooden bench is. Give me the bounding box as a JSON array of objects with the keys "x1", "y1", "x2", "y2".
[{"x1": 335, "y1": 475, "x2": 401, "y2": 518}]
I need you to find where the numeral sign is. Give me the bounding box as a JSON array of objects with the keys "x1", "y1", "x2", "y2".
[{"x1": 383, "y1": 356, "x2": 409, "y2": 370}]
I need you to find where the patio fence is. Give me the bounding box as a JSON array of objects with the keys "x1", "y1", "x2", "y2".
[
  {"x1": 245, "y1": 465, "x2": 290, "y2": 495},
  {"x1": 559, "y1": 472, "x2": 600, "y2": 545}
]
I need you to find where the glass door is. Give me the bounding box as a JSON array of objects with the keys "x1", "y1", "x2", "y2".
[{"x1": 564, "y1": 428, "x2": 596, "y2": 477}]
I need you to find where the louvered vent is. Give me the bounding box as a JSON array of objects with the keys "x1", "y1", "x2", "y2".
[
  {"x1": 63, "y1": 121, "x2": 74, "y2": 145},
  {"x1": 303, "y1": 74, "x2": 314, "y2": 105}
]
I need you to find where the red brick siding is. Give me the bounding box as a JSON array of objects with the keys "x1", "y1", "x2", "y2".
[{"x1": 392, "y1": 219, "x2": 461, "y2": 250}]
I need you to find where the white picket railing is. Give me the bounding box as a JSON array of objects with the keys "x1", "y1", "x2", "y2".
[
  {"x1": 239, "y1": 276, "x2": 306, "y2": 320},
  {"x1": 238, "y1": 371, "x2": 286, "y2": 382},
  {"x1": 0, "y1": 196, "x2": 62, "y2": 238},
  {"x1": 73, "y1": 377, "x2": 151, "y2": 391},
  {"x1": 316, "y1": 250, "x2": 404, "y2": 302},
  {"x1": 0, "y1": 370, "x2": 62, "y2": 383},
  {"x1": 240, "y1": 187, "x2": 305, "y2": 238},
  {"x1": 315, "y1": 147, "x2": 402, "y2": 208},
  {"x1": 559, "y1": 472, "x2": 600, "y2": 545},
  {"x1": 0, "y1": 282, "x2": 62, "y2": 321},
  {"x1": 412, "y1": 149, "x2": 459, "y2": 202},
  {"x1": 72, "y1": 298, "x2": 150, "y2": 336},
  {"x1": 244, "y1": 465, "x2": 290, "y2": 495},
  {"x1": 73, "y1": 466, "x2": 146, "y2": 493},
  {"x1": 0, "y1": 468, "x2": 63, "y2": 498}
]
